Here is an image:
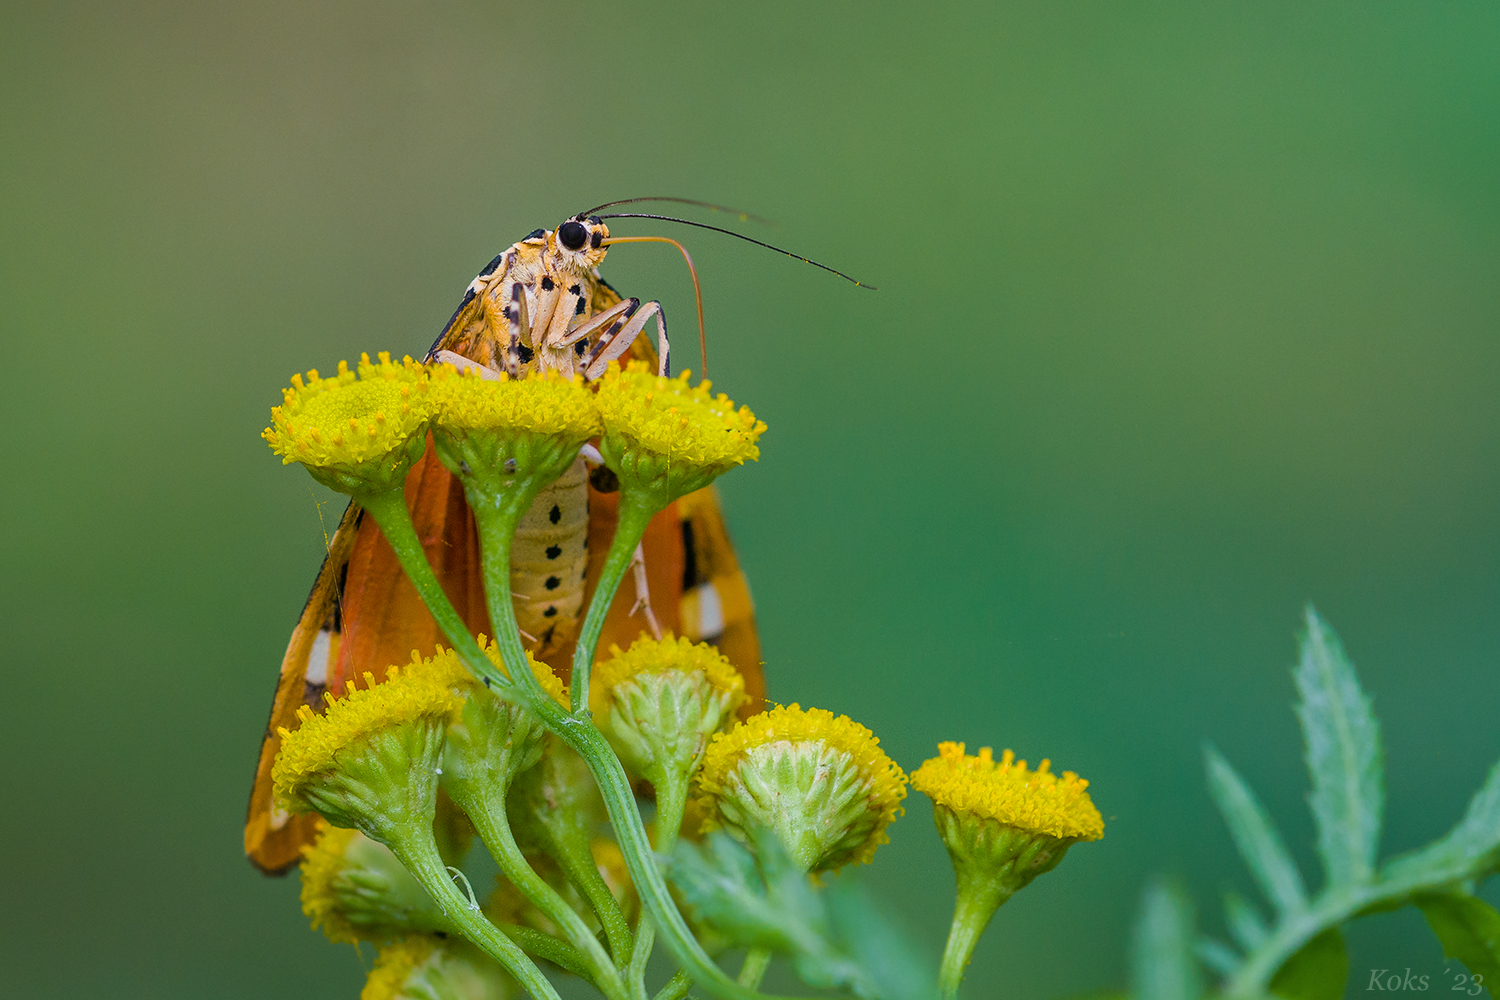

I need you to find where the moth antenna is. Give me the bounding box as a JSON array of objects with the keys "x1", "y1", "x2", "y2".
[
  {"x1": 598, "y1": 213, "x2": 875, "y2": 289},
  {"x1": 581, "y1": 197, "x2": 775, "y2": 227},
  {"x1": 600, "y1": 235, "x2": 709, "y2": 376}
]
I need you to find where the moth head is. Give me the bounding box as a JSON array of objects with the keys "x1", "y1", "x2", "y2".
[{"x1": 553, "y1": 214, "x2": 609, "y2": 269}]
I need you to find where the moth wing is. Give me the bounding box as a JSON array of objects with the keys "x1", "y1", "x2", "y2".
[
  {"x1": 676, "y1": 486, "x2": 764, "y2": 715},
  {"x1": 244, "y1": 499, "x2": 358, "y2": 874},
  {"x1": 245, "y1": 443, "x2": 490, "y2": 874}
]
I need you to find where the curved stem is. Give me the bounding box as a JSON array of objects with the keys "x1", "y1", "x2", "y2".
[
  {"x1": 654, "y1": 969, "x2": 695, "y2": 1000},
  {"x1": 937, "y1": 872, "x2": 1007, "y2": 999},
  {"x1": 737, "y1": 950, "x2": 771, "y2": 990},
  {"x1": 569, "y1": 490, "x2": 658, "y2": 712},
  {"x1": 358, "y1": 489, "x2": 511, "y2": 692},
  {"x1": 390, "y1": 827, "x2": 562, "y2": 1000},
  {"x1": 626, "y1": 773, "x2": 690, "y2": 1000},
  {"x1": 459, "y1": 781, "x2": 627, "y2": 999}
]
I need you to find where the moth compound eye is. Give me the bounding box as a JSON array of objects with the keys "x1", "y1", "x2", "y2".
[{"x1": 558, "y1": 220, "x2": 588, "y2": 251}]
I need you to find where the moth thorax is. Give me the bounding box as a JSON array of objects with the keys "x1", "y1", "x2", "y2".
[{"x1": 512, "y1": 456, "x2": 589, "y2": 656}]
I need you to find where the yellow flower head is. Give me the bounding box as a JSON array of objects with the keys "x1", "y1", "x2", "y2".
[
  {"x1": 592, "y1": 633, "x2": 745, "y2": 712},
  {"x1": 264, "y1": 352, "x2": 432, "y2": 492},
  {"x1": 362, "y1": 936, "x2": 438, "y2": 1000},
  {"x1": 428, "y1": 639, "x2": 569, "y2": 707},
  {"x1": 594, "y1": 362, "x2": 765, "y2": 494},
  {"x1": 300, "y1": 820, "x2": 364, "y2": 945},
  {"x1": 911, "y1": 742, "x2": 1103, "y2": 842},
  {"x1": 697, "y1": 703, "x2": 908, "y2": 869},
  {"x1": 273, "y1": 658, "x2": 463, "y2": 808},
  {"x1": 429, "y1": 364, "x2": 601, "y2": 440}
]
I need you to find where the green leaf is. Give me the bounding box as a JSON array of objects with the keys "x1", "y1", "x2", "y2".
[
  {"x1": 1131, "y1": 878, "x2": 1200, "y2": 1000},
  {"x1": 1416, "y1": 892, "x2": 1500, "y2": 993},
  {"x1": 1205, "y1": 745, "x2": 1309, "y2": 915},
  {"x1": 1293, "y1": 607, "x2": 1383, "y2": 888},
  {"x1": 1386, "y1": 760, "x2": 1500, "y2": 888},
  {"x1": 1267, "y1": 928, "x2": 1348, "y2": 1000},
  {"x1": 667, "y1": 831, "x2": 938, "y2": 1000},
  {"x1": 1224, "y1": 891, "x2": 1269, "y2": 952}
]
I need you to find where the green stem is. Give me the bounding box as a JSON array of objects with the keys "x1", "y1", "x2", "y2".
[
  {"x1": 496, "y1": 924, "x2": 594, "y2": 982},
  {"x1": 459, "y1": 781, "x2": 627, "y2": 999},
  {"x1": 569, "y1": 490, "x2": 658, "y2": 712},
  {"x1": 938, "y1": 872, "x2": 1009, "y2": 999},
  {"x1": 552, "y1": 824, "x2": 635, "y2": 966},
  {"x1": 737, "y1": 950, "x2": 771, "y2": 989},
  {"x1": 626, "y1": 774, "x2": 690, "y2": 1000},
  {"x1": 396, "y1": 475, "x2": 796, "y2": 1000},
  {"x1": 653, "y1": 969, "x2": 694, "y2": 1000},
  {"x1": 358, "y1": 489, "x2": 511, "y2": 692},
  {"x1": 389, "y1": 827, "x2": 562, "y2": 1000},
  {"x1": 1224, "y1": 860, "x2": 1481, "y2": 998}
]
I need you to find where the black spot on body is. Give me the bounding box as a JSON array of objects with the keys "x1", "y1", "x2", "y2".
[
  {"x1": 574, "y1": 340, "x2": 587, "y2": 355},
  {"x1": 575, "y1": 298, "x2": 586, "y2": 315},
  {"x1": 548, "y1": 504, "x2": 561, "y2": 524},
  {"x1": 543, "y1": 606, "x2": 558, "y2": 618},
  {"x1": 545, "y1": 544, "x2": 562, "y2": 559},
  {"x1": 541, "y1": 275, "x2": 555, "y2": 291},
  {"x1": 478, "y1": 254, "x2": 505, "y2": 277},
  {"x1": 517, "y1": 345, "x2": 534, "y2": 363},
  {"x1": 540, "y1": 626, "x2": 555, "y2": 646},
  {"x1": 545, "y1": 576, "x2": 560, "y2": 590},
  {"x1": 590, "y1": 230, "x2": 602, "y2": 249},
  {"x1": 526, "y1": 229, "x2": 546, "y2": 240},
  {"x1": 589, "y1": 465, "x2": 620, "y2": 493},
  {"x1": 568, "y1": 283, "x2": 581, "y2": 296},
  {"x1": 681, "y1": 521, "x2": 699, "y2": 589}
]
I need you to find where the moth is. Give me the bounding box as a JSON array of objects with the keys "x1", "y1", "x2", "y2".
[{"x1": 245, "y1": 210, "x2": 762, "y2": 873}]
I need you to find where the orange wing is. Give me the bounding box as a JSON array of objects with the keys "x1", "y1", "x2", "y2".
[{"x1": 246, "y1": 349, "x2": 762, "y2": 874}]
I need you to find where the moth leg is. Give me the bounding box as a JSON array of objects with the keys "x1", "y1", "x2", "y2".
[
  {"x1": 504, "y1": 284, "x2": 529, "y2": 376},
  {"x1": 583, "y1": 299, "x2": 670, "y2": 379},
  {"x1": 431, "y1": 350, "x2": 503, "y2": 380},
  {"x1": 555, "y1": 298, "x2": 634, "y2": 348},
  {"x1": 627, "y1": 541, "x2": 663, "y2": 640}
]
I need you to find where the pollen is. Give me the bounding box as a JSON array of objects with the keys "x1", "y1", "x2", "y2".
[
  {"x1": 263, "y1": 352, "x2": 432, "y2": 470},
  {"x1": 361, "y1": 936, "x2": 437, "y2": 1000},
  {"x1": 298, "y1": 819, "x2": 362, "y2": 945},
  {"x1": 429, "y1": 363, "x2": 601, "y2": 440},
  {"x1": 594, "y1": 633, "x2": 745, "y2": 701},
  {"x1": 594, "y1": 361, "x2": 764, "y2": 470},
  {"x1": 272, "y1": 657, "x2": 464, "y2": 806},
  {"x1": 910, "y1": 742, "x2": 1103, "y2": 841}
]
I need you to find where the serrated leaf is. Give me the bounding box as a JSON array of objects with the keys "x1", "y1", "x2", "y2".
[
  {"x1": 1224, "y1": 892, "x2": 1269, "y2": 952},
  {"x1": 1293, "y1": 608, "x2": 1384, "y2": 888},
  {"x1": 1132, "y1": 878, "x2": 1200, "y2": 1000},
  {"x1": 1416, "y1": 892, "x2": 1500, "y2": 994},
  {"x1": 1267, "y1": 928, "x2": 1347, "y2": 1000},
  {"x1": 1205, "y1": 745, "x2": 1309, "y2": 915},
  {"x1": 1386, "y1": 760, "x2": 1500, "y2": 889}
]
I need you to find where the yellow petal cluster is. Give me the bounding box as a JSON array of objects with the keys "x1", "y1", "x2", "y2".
[
  {"x1": 429, "y1": 364, "x2": 601, "y2": 440},
  {"x1": 361, "y1": 936, "x2": 437, "y2": 1000},
  {"x1": 273, "y1": 659, "x2": 464, "y2": 806},
  {"x1": 698, "y1": 703, "x2": 908, "y2": 861},
  {"x1": 593, "y1": 634, "x2": 745, "y2": 703},
  {"x1": 911, "y1": 742, "x2": 1103, "y2": 841},
  {"x1": 264, "y1": 352, "x2": 431, "y2": 468},
  {"x1": 595, "y1": 361, "x2": 764, "y2": 468},
  {"x1": 299, "y1": 819, "x2": 362, "y2": 945},
  {"x1": 427, "y1": 639, "x2": 569, "y2": 707}
]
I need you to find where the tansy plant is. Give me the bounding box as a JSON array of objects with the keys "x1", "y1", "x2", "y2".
[{"x1": 260, "y1": 354, "x2": 1105, "y2": 1000}]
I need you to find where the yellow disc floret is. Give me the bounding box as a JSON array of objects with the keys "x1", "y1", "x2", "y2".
[
  {"x1": 264, "y1": 352, "x2": 432, "y2": 472},
  {"x1": 362, "y1": 936, "x2": 437, "y2": 1000},
  {"x1": 593, "y1": 634, "x2": 744, "y2": 706},
  {"x1": 424, "y1": 639, "x2": 569, "y2": 707},
  {"x1": 273, "y1": 660, "x2": 463, "y2": 807},
  {"x1": 911, "y1": 741, "x2": 1103, "y2": 841},
  {"x1": 429, "y1": 364, "x2": 601, "y2": 440},
  {"x1": 300, "y1": 820, "x2": 363, "y2": 945},
  {"x1": 595, "y1": 361, "x2": 764, "y2": 470}
]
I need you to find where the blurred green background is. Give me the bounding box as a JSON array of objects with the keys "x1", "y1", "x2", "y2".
[{"x1": 3, "y1": 2, "x2": 1499, "y2": 996}]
